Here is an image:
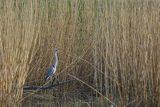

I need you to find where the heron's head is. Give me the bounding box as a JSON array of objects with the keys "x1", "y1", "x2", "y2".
[{"x1": 54, "y1": 48, "x2": 58, "y2": 52}]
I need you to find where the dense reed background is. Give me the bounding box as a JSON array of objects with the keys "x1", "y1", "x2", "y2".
[{"x1": 0, "y1": 0, "x2": 160, "y2": 107}]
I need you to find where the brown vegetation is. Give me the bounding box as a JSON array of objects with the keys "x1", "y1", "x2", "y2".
[{"x1": 0, "y1": 0, "x2": 160, "y2": 106}]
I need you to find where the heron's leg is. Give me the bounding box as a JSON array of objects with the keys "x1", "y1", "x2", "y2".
[
  {"x1": 52, "y1": 78, "x2": 58, "y2": 90},
  {"x1": 51, "y1": 77, "x2": 54, "y2": 85},
  {"x1": 51, "y1": 76, "x2": 56, "y2": 83},
  {"x1": 54, "y1": 77, "x2": 59, "y2": 84}
]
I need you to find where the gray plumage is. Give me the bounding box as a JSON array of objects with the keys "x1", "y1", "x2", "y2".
[{"x1": 45, "y1": 48, "x2": 58, "y2": 81}]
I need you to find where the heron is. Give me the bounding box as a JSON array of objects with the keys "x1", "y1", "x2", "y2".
[{"x1": 45, "y1": 48, "x2": 58, "y2": 81}]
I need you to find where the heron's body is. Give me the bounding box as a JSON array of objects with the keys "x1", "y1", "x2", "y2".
[
  {"x1": 45, "y1": 49, "x2": 58, "y2": 81},
  {"x1": 45, "y1": 64, "x2": 56, "y2": 80}
]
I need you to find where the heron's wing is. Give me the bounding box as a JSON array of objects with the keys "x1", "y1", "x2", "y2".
[{"x1": 44, "y1": 64, "x2": 55, "y2": 80}]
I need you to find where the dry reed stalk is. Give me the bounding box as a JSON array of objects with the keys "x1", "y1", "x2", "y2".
[
  {"x1": 0, "y1": 0, "x2": 40, "y2": 106},
  {"x1": 0, "y1": 0, "x2": 160, "y2": 106}
]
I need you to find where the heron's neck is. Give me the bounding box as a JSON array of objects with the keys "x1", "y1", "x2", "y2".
[{"x1": 54, "y1": 52, "x2": 58, "y2": 67}]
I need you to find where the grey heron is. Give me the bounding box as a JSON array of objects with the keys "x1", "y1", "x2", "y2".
[{"x1": 45, "y1": 48, "x2": 58, "y2": 81}]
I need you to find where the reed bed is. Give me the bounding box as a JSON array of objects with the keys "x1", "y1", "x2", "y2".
[{"x1": 0, "y1": 0, "x2": 160, "y2": 107}]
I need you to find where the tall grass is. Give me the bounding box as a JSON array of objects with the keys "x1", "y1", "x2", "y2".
[
  {"x1": 0, "y1": 0, "x2": 160, "y2": 106},
  {"x1": 0, "y1": 1, "x2": 41, "y2": 106}
]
